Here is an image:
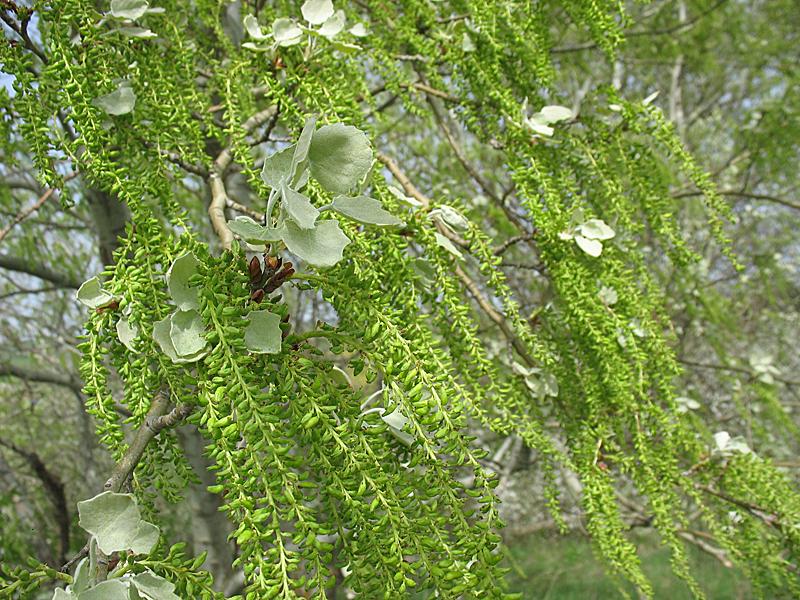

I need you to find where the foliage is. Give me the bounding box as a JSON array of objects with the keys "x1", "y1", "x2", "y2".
[{"x1": 0, "y1": 0, "x2": 799, "y2": 599}]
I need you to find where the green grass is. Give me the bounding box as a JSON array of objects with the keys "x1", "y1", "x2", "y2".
[{"x1": 504, "y1": 530, "x2": 752, "y2": 599}]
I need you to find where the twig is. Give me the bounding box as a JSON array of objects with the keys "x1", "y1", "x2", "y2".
[
  {"x1": 208, "y1": 105, "x2": 278, "y2": 248},
  {"x1": 61, "y1": 395, "x2": 193, "y2": 574},
  {"x1": 493, "y1": 234, "x2": 536, "y2": 256},
  {"x1": 679, "y1": 358, "x2": 800, "y2": 387},
  {"x1": 0, "y1": 171, "x2": 78, "y2": 244},
  {"x1": 226, "y1": 198, "x2": 263, "y2": 221},
  {"x1": 377, "y1": 153, "x2": 537, "y2": 368},
  {"x1": 104, "y1": 394, "x2": 193, "y2": 493},
  {"x1": 672, "y1": 188, "x2": 800, "y2": 212}
]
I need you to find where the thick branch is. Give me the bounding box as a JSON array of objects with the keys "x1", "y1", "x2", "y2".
[
  {"x1": 0, "y1": 363, "x2": 83, "y2": 394},
  {"x1": 0, "y1": 438, "x2": 70, "y2": 565},
  {"x1": 104, "y1": 394, "x2": 193, "y2": 493},
  {"x1": 0, "y1": 253, "x2": 82, "y2": 288}
]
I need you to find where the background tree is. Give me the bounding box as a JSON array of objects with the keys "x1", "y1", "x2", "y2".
[{"x1": 0, "y1": 0, "x2": 798, "y2": 598}]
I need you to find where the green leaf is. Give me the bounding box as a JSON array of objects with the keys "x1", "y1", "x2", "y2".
[
  {"x1": 166, "y1": 252, "x2": 200, "y2": 310},
  {"x1": 76, "y1": 276, "x2": 115, "y2": 309},
  {"x1": 130, "y1": 570, "x2": 181, "y2": 600},
  {"x1": 332, "y1": 195, "x2": 404, "y2": 226},
  {"x1": 291, "y1": 117, "x2": 317, "y2": 179},
  {"x1": 129, "y1": 520, "x2": 160, "y2": 554},
  {"x1": 349, "y1": 23, "x2": 368, "y2": 37},
  {"x1": 116, "y1": 318, "x2": 139, "y2": 352},
  {"x1": 577, "y1": 219, "x2": 615, "y2": 240},
  {"x1": 243, "y1": 14, "x2": 268, "y2": 40},
  {"x1": 281, "y1": 219, "x2": 350, "y2": 267},
  {"x1": 109, "y1": 0, "x2": 149, "y2": 20},
  {"x1": 319, "y1": 10, "x2": 346, "y2": 38},
  {"x1": 433, "y1": 232, "x2": 463, "y2": 259},
  {"x1": 77, "y1": 491, "x2": 158, "y2": 555},
  {"x1": 153, "y1": 314, "x2": 207, "y2": 364},
  {"x1": 228, "y1": 216, "x2": 284, "y2": 244},
  {"x1": 574, "y1": 235, "x2": 603, "y2": 257},
  {"x1": 432, "y1": 205, "x2": 468, "y2": 230},
  {"x1": 262, "y1": 145, "x2": 293, "y2": 190},
  {"x1": 76, "y1": 580, "x2": 129, "y2": 600},
  {"x1": 169, "y1": 309, "x2": 207, "y2": 357},
  {"x1": 244, "y1": 310, "x2": 282, "y2": 354},
  {"x1": 381, "y1": 409, "x2": 414, "y2": 446},
  {"x1": 301, "y1": 0, "x2": 334, "y2": 25},
  {"x1": 282, "y1": 185, "x2": 319, "y2": 229},
  {"x1": 114, "y1": 26, "x2": 157, "y2": 38},
  {"x1": 538, "y1": 105, "x2": 574, "y2": 123},
  {"x1": 93, "y1": 83, "x2": 136, "y2": 116},
  {"x1": 598, "y1": 285, "x2": 618, "y2": 305},
  {"x1": 272, "y1": 18, "x2": 302, "y2": 46},
  {"x1": 308, "y1": 123, "x2": 372, "y2": 194},
  {"x1": 72, "y1": 558, "x2": 90, "y2": 594},
  {"x1": 52, "y1": 589, "x2": 77, "y2": 600}
]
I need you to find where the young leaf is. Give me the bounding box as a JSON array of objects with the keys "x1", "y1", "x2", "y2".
[
  {"x1": 281, "y1": 219, "x2": 351, "y2": 267},
  {"x1": 349, "y1": 23, "x2": 368, "y2": 37},
  {"x1": 432, "y1": 205, "x2": 469, "y2": 230},
  {"x1": 282, "y1": 185, "x2": 319, "y2": 229},
  {"x1": 114, "y1": 26, "x2": 157, "y2": 38},
  {"x1": 93, "y1": 83, "x2": 136, "y2": 116},
  {"x1": 130, "y1": 571, "x2": 181, "y2": 600},
  {"x1": 78, "y1": 580, "x2": 130, "y2": 600},
  {"x1": 381, "y1": 409, "x2": 414, "y2": 446},
  {"x1": 153, "y1": 316, "x2": 181, "y2": 362},
  {"x1": 169, "y1": 309, "x2": 207, "y2": 357},
  {"x1": 153, "y1": 314, "x2": 207, "y2": 363},
  {"x1": 166, "y1": 252, "x2": 200, "y2": 311},
  {"x1": 308, "y1": 123, "x2": 372, "y2": 193},
  {"x1": 319, "y1": 10, "x2": 346, "y2": 39},
  {"x1": 228, "y1": 216, "x2": 284, "y2": 244},
  {"x1": 116, "y1": 318, "x2": 139, "y2": 352},
  {"x1": 291, "y1": 116, "x2": 317, "y2": 179},
  {"x1": 77, "y1": 491, "x2": 157, "y2": 555},
  {"x1": 578, "y1": 219, "x2": 615, "y2": 241},
  {"x1": 109, "y1": 0, "x2": 149, "y2": 20},
  {"x1": 52, "y1": 588, "x2": 77, "y2": 600},
  {"x1": 243, "y1": 14, "x2": 269, "y2": 40},
  {"x1": 129, "y1": 520, "x2": 160, "y2": 554},
  {"x1": 272, "y1": 18, "x2": 302, "y2": 46},
  {"x1": 301, "y1": 0, "x2": 334, "y2": 25},
  {"x1": 539, "y1": 105, "x2": 574, "y2": 122},
  {"x1": 331, "y1": 195, "x2": 404, "y2": 226},
  {"x1": 71, "y1": 558, "x2": 90, "y2": 594},
  {"x1": 574, "y1": 235, "x2": 603, "y2": 257},
  {"x1": 598, "y1": 285, "x2": 618, "y2": 305},
  {"x1": 434, "y1": 232, "x2": 463, "y2": 259},
  {"x1": 244, "y1": 310, "x2": 282, "y2": 354},
  {"x1": 261, "y1": 145, "x2": 294, "y2": 190},
  {"x1": 76, "y1": 276, "x2": 115, "y2": 309}
]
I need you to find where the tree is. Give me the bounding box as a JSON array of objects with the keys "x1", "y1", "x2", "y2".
[{"x1": 0, "y1": 0, "x2": 798, "y2": 598}]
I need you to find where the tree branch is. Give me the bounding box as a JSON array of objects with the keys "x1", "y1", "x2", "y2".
[
  {"x1": 0, "y1": 438, "x2": 70, "y2": 565},
  {"x1": 0, "y1": 363, "x2": 83, "y2": 394},
  {"x1": 0, "y1": 253, "x2": 83, "y2": 289}
]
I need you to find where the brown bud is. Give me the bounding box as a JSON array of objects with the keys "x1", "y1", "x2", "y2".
[
  {"x1": 266, "y1": 255, "x2": 280, "y2": 271},
  {"x1": 95, "y1": 299, "x2": 120, "y2": 313},
  {"x1": 248, "y1": 256, "x2": 262, "y2": 283},
  {"x1": 250, "y1": 289, "x2": 265, "y2": 303}
]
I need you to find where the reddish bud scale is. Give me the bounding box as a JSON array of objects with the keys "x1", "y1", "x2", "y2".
[
  {"x1": 250, "y1": 289, "x2": 265, "y2": 303},
  {"x1": 248, "y1": 256, "x2": 262, "y2": 283}
]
